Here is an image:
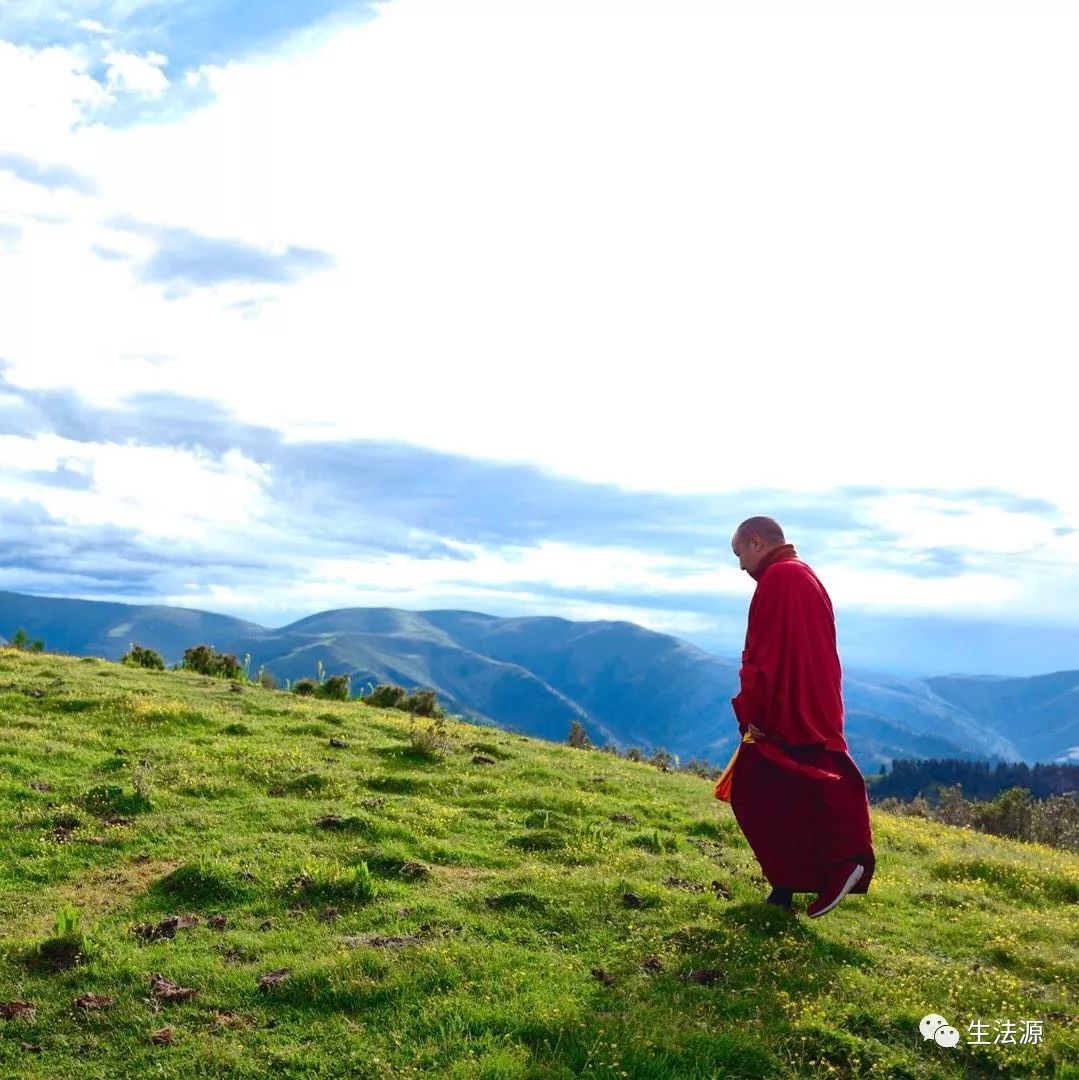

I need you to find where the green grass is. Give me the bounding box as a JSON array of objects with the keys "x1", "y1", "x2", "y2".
[{"x1": 0, "y1": 649, "x2": 1076, "y2": 1079}]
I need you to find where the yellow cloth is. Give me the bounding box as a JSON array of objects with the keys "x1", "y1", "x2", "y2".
[{"x1": 714, "y1": 728, "x2": 756, "y2": 802}]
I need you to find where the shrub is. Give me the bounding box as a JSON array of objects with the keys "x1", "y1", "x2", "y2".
[
  {"x1": 934, "y1": 784, "x2": 973, "y2": 828},
  {"x1": 215, "y1": 652, "x2": 243, "y2": 679},
  {"x1": 360, "y1": 682, "x2": 444, "y2": 717},
  {"x1": 401, "y1": 687, "x2": 442, "y2": 717},
  {"x1": 649, "y1": 748, "x2": 676, "y2": 772},
  {"x1": 257, "y1": 666, "x2": 278, "y2": 690},
  {"x1": 121, "y1": 644, "x2": 165, "y2": 670},
  {"x1": 876, "y1": 786, "x2": 1079, "y2": 852},
  {"x1": 364, "y1": 683, "x2": 408, "y2": 708},
  {"x1": 1032, "y1": 794, "x2": 1079, "y2": 850},
  {"x1": 182, "y1": 644, "x2": 243, "y2": 680},
  {"x1": 181, "y1": 644, "x2": 216, "y2": 675},
  {"x1": 409, "y1": 715, "x2": 453, "y2": 759},
  {"x1": 681, "y1": 757, "x2": 721, "y2": 780},
  {"x1": 292, "y1": 678, "x2": 317, "y2": 697},
  {"x1": 971, "y1": 786, "x2": 1034, "y2": 840},
  {"x1": 567, "y1": 721, "x2": 592, "y2": 750},
  {"x1": 6, "y1": 627, "x2": 45, "y2": 652},
  {"x1": 316, "y1": 673, "x2": 350, "y2": 701}
]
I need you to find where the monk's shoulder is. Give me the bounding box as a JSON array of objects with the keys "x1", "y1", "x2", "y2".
[
  {"x1": 763, "y1": 559, "x2": 827, "y2": 596},
  {"x1": 764, "y1": 558, "x2": 814, "y2": 581}
]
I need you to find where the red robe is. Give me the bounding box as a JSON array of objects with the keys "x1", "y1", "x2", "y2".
[{"x1": 716, "y1": 544, "x2": 875, "y2": 894}]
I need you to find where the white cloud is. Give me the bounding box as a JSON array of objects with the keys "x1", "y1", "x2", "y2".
[
  {"x1": 309, "y1": 539, "x2": 736, "y2": 597},
  {"x1": 103, "y1": 49, "x2": 168, "y2": 97},
  {"x1": 860, "y1": 494, "x2": 1060, "y2": 555},
  {"x1": 3, "y1": 3, "x2": 1078, "y2": 496},
  {"x1": 76, "y1": 19, "x2": 113, "y2": 35},
  {"x1": 0, "y1": 433, "x2": 272, "y2": 539},
  {"x1": 0, "y1": 39, "x2": 107, "y2": 156},
  {"x1": 818, "y1": 562, "x2": 1022, "y2": 615}
]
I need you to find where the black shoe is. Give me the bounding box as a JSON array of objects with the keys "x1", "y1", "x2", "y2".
[{"x1": 764, "y1": 886, "x2": 794, "y2": 909}]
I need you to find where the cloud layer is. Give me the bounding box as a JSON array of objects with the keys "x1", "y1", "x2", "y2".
[
  {"x1": 3, "y1": 369, "x2": 1078, "y2": 675},
  {"x1": 1, "y1": 0, "x2": 1078, "y2": 677}
]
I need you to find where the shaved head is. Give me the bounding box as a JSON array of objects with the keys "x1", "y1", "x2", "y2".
[
  {"x1": 731, "y1": 516, "x2": 786, "y2": 576},
  {"x1": 734, "y1": 516, "x2": 785, "y2": 545}
]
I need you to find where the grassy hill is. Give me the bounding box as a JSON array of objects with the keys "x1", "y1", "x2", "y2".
[
  {"x1": 16, "y1": 589, "x2": 1079, "y2": 771},
  {"x1": 0, "y1": 649, "x2": 1076, "y2": 1079}
]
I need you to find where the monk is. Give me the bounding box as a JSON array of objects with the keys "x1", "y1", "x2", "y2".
[{"x1": 714, "y1": 516, "x2": 875, "y2": 917}]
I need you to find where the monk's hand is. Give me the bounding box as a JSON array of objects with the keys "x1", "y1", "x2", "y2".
[{"x1": 748, "y1": 723, "x2": 766, "y2": 739}]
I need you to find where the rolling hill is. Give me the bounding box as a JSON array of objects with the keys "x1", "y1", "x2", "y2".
[{"x1": 2, "y1": 590, "x2": 1077, "y2": 771}]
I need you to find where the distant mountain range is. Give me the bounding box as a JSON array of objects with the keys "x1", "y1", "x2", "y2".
[{"x1": 2, "y1": 589, "x2": 1077, "y2": 773}]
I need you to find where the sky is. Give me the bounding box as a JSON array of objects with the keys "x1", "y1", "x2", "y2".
[{"x1": 2, "y1": 0, "x2": 1079, "y2": 678}]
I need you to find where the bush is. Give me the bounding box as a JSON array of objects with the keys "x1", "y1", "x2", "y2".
[
  {"x1": 316, "y1": 673, "x2": 351, "y2": 701},
  {"x1": 935, "y1": 784, "x2": 973, "y2": 828},
  {"x1": 6, "y1": 627, "x2": 45, "y2": 652},
  {"x1": 257, "y1": 666, "x2": 278, "y2": 690},
  {"x1": 181, "y1": 644, "x2": 216, "y2": 675},
  {"x1": 649, "y1": 748, "x2": 676, "y2": 772},
  {"x1": 360, "y1": 682, "x2": 444, "y2": 717},
  {"x1": 364, "y1": 683, "x2": 408, "y2": 708},
  {"x1": 292, "y1": 678, "x2": 317, "y2": 697},
  {"x1": 681, "y1": 757, "x2": 721, "y2": 780},
  {"x1": 216, "y1": 653, "x2": 244, "y2": 679},
  {"x1": 1032, "y1": 794, "x2": 1079, "y2": 850},
  {"x1": 182, "y1": 644, "x2": 243, "y2": 680},
  {"x1": 409, "y1": 715, "x2": 453, "y2": 759},
  {"x1": 401, "y1": 687, "x2": 442, "y2": 717},
  {"x1": 567, "y1": 721, "x2": 592, "y2": 750},
  {"x1": 971, "y1": 786, "x2": 1034, "y2": 840},
  {"x1": 121, "y1": 644, "x2": 165, "y2": 670},
  {"x1": 877, "y1": 785, "x2": 1079, "y2": 852}
]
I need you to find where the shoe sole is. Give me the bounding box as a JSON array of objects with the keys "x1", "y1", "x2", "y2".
[{"x1": 807, "y1": 863, "x2": 864, "y2": 918}]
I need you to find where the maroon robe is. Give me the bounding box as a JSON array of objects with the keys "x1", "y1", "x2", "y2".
[{"x1": 718, "y1": 544, "x2": 875, "y2": 894}]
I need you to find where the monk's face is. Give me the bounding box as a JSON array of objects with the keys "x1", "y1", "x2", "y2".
[{"x1": 731, "y1": 532, "x2": 769, "y2": 574}]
